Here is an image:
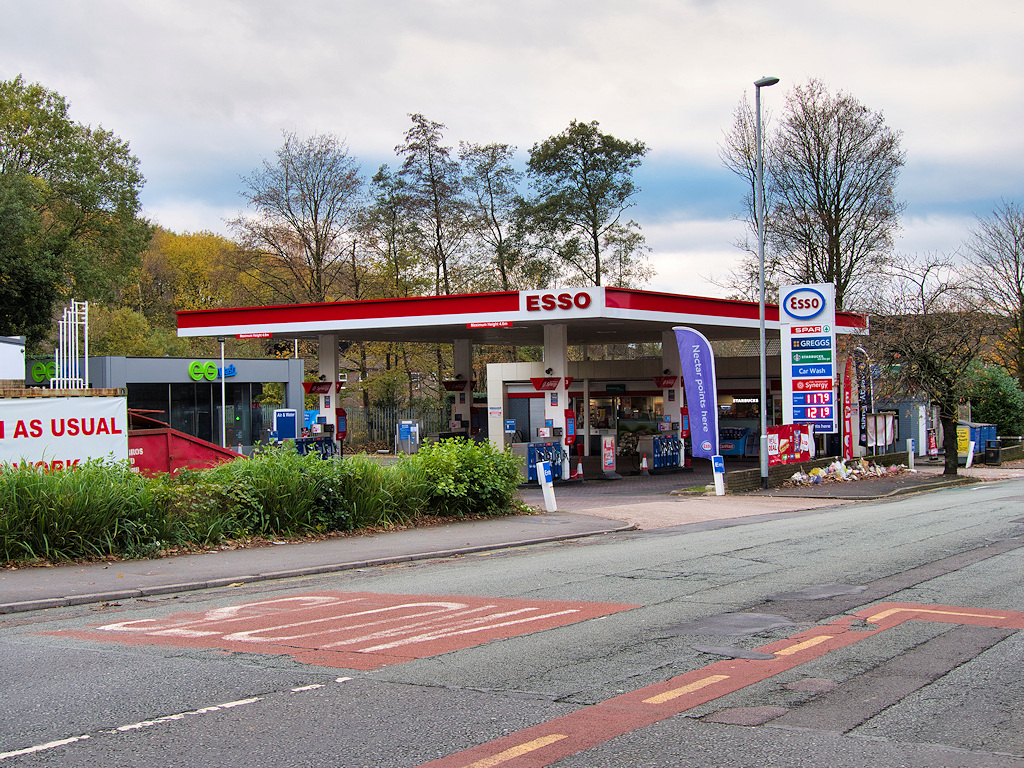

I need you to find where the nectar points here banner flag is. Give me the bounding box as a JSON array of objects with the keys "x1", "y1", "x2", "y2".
[{"x1": 674, "y1": 326, "x2": 719, "y2": 460}]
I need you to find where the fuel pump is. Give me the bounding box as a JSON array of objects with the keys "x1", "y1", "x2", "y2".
[
  {"x1": 562, "y1": 408, "x2": 575, "y2": 477},
  {"x1": 680, "y1": 406, "x2": 691, "y2": 468},
  {"x1": 335, "y1": 407, "x2": 347, "y2": 457}
]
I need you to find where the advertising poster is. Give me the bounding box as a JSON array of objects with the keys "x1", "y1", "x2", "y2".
[
  {"x1": 0, "y1": 396, "x2": 129, "y2": 470},
  {"x1": 767, "y1": 424, "x2": 812, "y2": 466}
]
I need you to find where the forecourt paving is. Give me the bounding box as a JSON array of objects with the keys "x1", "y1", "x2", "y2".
[{"x1": 0, "y1": 462, "x2": 1007, "y2": 614}]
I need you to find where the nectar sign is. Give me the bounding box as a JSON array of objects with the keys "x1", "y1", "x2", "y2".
[{"x1": 0, "y1": 396, "x2": 128, "y2": 470}]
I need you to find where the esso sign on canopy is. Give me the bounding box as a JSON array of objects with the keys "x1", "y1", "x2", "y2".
[
  {"x1": 521, "y1": 288, "x2": 603, "y2": 314},
  {"x1": 524, "y1": 290, "x2": 598, "y2": 313},
  {"x1": 782, "y1": 287, "x2": 828, "y2": 321}
]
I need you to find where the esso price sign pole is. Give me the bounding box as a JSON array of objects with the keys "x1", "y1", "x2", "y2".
[{"x1": 780, "y1": 283, "x2": 838, "y2": 436}]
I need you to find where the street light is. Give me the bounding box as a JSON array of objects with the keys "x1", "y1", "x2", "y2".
[
  {"x1": 217, "y1": 336, "x2": 227, "y2": 448},
  {"x1": 755, "y1": 75, "x2": 779, "y2": 490}
]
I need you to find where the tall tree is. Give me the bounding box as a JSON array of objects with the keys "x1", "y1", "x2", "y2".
[
  {"x1": 867, "y1": 256, "x2": 993, "y2": 475},
  {"x1": 136, "y1": 227, "x2": 244, "y2": 325},
  {"x1": 0, "y1": 173, "x2": 58, "y2": 344},
  {"x1": 520, "y1": 119, "x2": 649, "y2": 287},
  {"x1": 0, "y1": 75, "x2": 149, "y2": 344},
  {"x1": 396, "y1": 114, "x2": 469, "y2": 296},
  {"x1": 722, "y1": 79, "x2": 906, "y2": 310},
  {"x1": 460, "y1": 141, "x2": 538, "y2": 290},
  {"x1": 231, "y1": 132, "x2": 363, "y2": 304},
  {"x1": 360, "y1": 165, "x2": 428, "y2": 299},
  {"x1": 965, "y1": 199, "x2": 1024, "y2": 387}
]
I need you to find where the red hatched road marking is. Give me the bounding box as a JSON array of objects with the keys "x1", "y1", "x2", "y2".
[
  {"x1": 49, "y1": 591, "x2": 637, "y2": 670},
  {"x1": 418, "y1": 603, "x2": 1024, "y2": 768}
]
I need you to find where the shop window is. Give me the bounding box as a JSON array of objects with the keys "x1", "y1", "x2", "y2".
[
  {"x1": 128, "y1": 383, "x2": 169, "y2": 421},
  {"x1": 719, "y1": 396, "x2": 760, "y2": 421}
]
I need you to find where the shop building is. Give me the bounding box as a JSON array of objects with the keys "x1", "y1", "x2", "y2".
[{"x1": 25, "y1": 355, "x2": 305, "y2": 449}]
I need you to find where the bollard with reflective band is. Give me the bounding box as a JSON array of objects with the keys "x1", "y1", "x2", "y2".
[
  {"x1": 538, "y1": 460, "x2": 557, "y2": 512},
  {"x1": 712, "y1": 454, "x2": 726, "y2": 496}
]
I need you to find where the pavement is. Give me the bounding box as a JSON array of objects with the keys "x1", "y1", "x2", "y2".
[{"x1": 3, "y1": 458, "x2": 1023, "y2": 616}]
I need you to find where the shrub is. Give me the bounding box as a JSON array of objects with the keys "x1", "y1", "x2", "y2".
[
  {"x1": 967, "y1": 365, "x2": 1024, "y2": 435},
  {"x1": 408, "y1": 438, "x2": 524, "y2": 517},
  {"x1": 0, "y1": 459, "x2": 172, "y2": 561},
  {"x1": 0, "y1": 439, "x2": 525, "y2": 565}
]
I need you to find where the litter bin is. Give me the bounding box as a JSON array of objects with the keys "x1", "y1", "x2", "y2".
[{"x1": 985, "y1": 439, "x2": 1002, "y2": 466}]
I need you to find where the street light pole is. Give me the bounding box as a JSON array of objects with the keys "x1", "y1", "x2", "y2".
[
  {"x1": 755, "y1": 75, "x2": 779, "y2": 490},
  {"x1": 217, "y1": 336, "x2": 227, "y2": 448}
]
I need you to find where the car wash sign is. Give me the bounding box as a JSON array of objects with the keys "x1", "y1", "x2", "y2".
[
  {"x1": 0, "y1": 396, "x2": 128, "y2": 470},
  {"x1": 781, "y1": 283, "x2": 837, "y2": 434}
]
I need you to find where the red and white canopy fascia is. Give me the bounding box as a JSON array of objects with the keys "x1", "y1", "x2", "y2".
[{"x1": 177, "y1": 287, "x2": 868, "y2": 345}]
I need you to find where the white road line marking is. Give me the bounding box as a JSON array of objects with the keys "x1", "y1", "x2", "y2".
[
  {"x1": 114, "y1": 697, "x2": 262, "y2": 732},
  {"x1": 0, "y1": 682, "x2": 348, "y2": 761},
  {"x1": 0, "y1": 735, "x2": 91, "y2": 760}
]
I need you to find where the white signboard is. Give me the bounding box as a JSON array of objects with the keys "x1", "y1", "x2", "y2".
[
  {"x1": 0, "y1": 396, "x2": 129, "y2": 470},
  {"x1": 780, "y1": 283, "x2": 837, "y2": 434}
]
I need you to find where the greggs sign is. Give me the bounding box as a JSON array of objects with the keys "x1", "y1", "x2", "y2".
[{"x1": 520, "y1": 288, "x2": 603, "y2": 314}]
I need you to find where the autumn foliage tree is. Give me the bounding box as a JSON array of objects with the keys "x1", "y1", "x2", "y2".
[
  {"x1": 868, "y1": 256, "x2": 994, "y2": 475},
  {"x1": 231, "y1": 132, "x2": 364, "y2": 304}
]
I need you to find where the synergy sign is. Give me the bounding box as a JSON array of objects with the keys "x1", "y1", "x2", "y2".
[{"x1": 781, "y1": 284, "x2": 837, "y2": 434}]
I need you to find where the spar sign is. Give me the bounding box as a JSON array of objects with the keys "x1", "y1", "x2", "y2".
[
  {"x1": 781, "y1": 284, "x2": 837, "y2": 434},
  {"x1": 0, "y1": 396, "x2": 128, "y2": 470}
]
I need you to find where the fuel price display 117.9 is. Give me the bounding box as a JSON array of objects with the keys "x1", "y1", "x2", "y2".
[{"x1": 792, "y1": 392, "x2": 833, "y2": 406}]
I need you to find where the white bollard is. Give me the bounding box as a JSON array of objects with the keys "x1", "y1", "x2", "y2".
[
  {"x1": 537, "y1": 460, "x2": 557, "y2": 512},
  {"x1": 966, "y1": 440, "x2": 976, "y2": 469},
  {"x1": 712, "y1": 454, "x2": 726, "y2": 496},
  {"x1": 906, "y1": 438, "x2": 915, "y2": 471}
]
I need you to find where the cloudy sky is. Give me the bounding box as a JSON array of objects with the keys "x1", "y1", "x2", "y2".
[{"x1": 3, "y1": 0, "x2": 1022, "y2": 297}]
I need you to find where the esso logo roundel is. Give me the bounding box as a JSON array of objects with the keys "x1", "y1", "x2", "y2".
[
  {"x1": 525, "y1": 291, "x2": 594, "y2": 312},
  {"x1": 783, "y1": 287, "x2": 827, "y2": 320},
  {"x1": 701, "y1": 440, "x2": 713, "y2": 452}
]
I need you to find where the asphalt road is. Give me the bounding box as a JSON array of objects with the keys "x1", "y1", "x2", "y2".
[{"x1": 3, "y1": 478, "x2": 1024, "y2": 767}]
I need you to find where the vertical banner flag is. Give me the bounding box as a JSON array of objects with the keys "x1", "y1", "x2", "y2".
[
  {"x1": 843, "y1": 357, "x2": 854, "y2": 460},
  {"x1": 781, "y1": 283, "x2": 838, "y2": 434},
  {"x1": 674, "y1": 327, "x2": 719, "y2": 460},
  {"x1": 855, "y1": 353, "x2": 872, "y2": 448}
]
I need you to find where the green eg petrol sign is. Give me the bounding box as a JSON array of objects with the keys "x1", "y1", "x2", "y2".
[
  {"x1": 189, "y1": 361, "x2": 219, "y2": 381},
  {"x1": 188, "y1": 361, "x2": 238, "y2": 381}
]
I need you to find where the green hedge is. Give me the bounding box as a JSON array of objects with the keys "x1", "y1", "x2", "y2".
[{"x1": 0, "y1": 438, "x2": 524, "y2": 564}]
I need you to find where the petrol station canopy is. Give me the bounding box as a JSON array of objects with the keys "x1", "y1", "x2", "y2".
[{"x1": 176, "y1": 286, "x2": 868, "y2": 344}]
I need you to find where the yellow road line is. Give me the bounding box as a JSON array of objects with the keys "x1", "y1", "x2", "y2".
[
  {"x1": 774, "y1": 635, "x2": 834, "y2": 656},
  {"x1": 463, "y1": 734, "x2": 568, "y2": 768},
  {"x1": 643, "y1": 674, "x2": 730, "y2": 704},
  {"x1": 866, "y1": 607, "x2": 1005, "y2": 624}
]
